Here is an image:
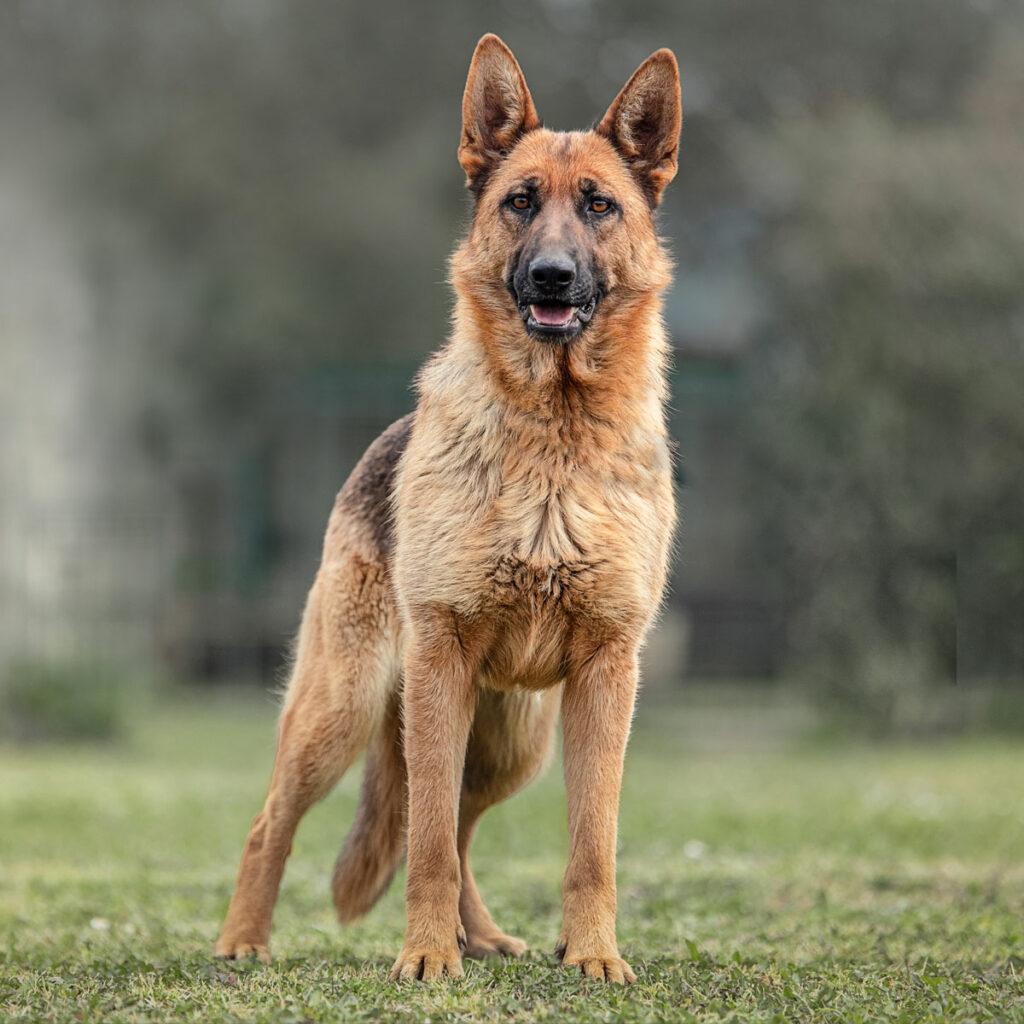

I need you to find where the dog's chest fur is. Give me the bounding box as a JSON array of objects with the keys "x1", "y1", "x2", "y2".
[{"x1": 393, "y1": 362, "x2": 674, "y2": 690}]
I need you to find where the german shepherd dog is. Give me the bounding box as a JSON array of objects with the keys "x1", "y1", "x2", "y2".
[{"x1": 215, "y1": 34, "x2": 680, "y2": 985}]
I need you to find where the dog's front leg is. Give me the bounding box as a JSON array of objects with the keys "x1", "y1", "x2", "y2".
[
  {"x1": 557, "y1": 635, "x2": 639, "y2": 984},
  {"x1": 391, "y1": 613, "x2": 479, "y2": 982}
]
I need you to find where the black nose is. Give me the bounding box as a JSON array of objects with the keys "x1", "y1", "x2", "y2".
[{"x1": 529, "y1": 255, "x2": 576, "y2": 292}]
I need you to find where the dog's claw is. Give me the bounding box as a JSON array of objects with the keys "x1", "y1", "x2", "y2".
[
  {"x1": 558, "y1": 941, "x2": 635, "y2": 984},
  {"x1": 390, "y1": 943, "x2": 464, "y2": 982},
  {"x1": 213, "y1": 940, "x2": 271, "y2": 965}
]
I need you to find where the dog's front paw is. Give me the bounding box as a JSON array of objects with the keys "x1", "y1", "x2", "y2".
[
  {"x1": 390, "y1": 943, "x2": 464, "y2": 981},
  {"x1": 556, "y1": 939, "x2": 636, "y2": 984},
  {"x1": 213, "y1": 936, "x2": 271, "y2": 964}
]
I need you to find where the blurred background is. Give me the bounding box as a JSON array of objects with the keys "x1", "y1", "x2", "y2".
[{"x1": 1, "y1": 0, "x2": 1022, "y2": 741}]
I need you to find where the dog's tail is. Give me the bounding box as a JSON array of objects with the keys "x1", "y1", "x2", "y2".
[{"x1": 332, "y1": 691, "x2": 407, "y2": 923}]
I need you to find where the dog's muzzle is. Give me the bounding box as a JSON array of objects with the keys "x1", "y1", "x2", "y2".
[{"x1": 511, "y1": 250, "x2": 600, "y2": 342}]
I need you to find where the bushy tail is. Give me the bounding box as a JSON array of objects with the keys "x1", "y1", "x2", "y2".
[{"x1": 331, "y1": 693, "x2": 407, "y2": 923}]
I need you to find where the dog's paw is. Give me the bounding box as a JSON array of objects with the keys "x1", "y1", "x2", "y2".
[
  {"x1": 213, "y1": 937, "x2": 271, "y2": 964},
  {"x1": 389, "y1": 943, "x2": 464, "y2": 982},
  {"x1": 463, "y1": 927, "x2": 527, "y2": 959},
  {"x1": 556, "y1": 940, "x2": 635, "y2": 984}
]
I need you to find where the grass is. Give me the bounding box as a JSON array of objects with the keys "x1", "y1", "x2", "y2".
[{"x1": 1, "y1": 686, "x2": 1022, "y2": 1023}]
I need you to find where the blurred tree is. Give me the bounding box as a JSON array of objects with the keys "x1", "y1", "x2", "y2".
[{"x1": 743, "y1": 25, "x2": 1024, "y2": 730}]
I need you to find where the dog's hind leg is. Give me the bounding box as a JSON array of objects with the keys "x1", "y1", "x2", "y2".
[
  {"x1": 457, "y1": 687, "x2": 560, "y2": 958},
  {"x1": 214, "y1": 556, "x2": 399, "y2": 963}
]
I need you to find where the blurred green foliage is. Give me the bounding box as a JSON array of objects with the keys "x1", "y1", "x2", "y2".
[
  {"x1": 0, "y1": 660, "x2": 125, "y2": 743},
  {"x1": 743, "y1": 40, "x2": 1024, "y2": 730}
]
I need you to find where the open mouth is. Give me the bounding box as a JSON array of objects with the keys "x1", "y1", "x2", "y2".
[{"x1": 522, "y1": 297, "x2": 597, "y2": 339}]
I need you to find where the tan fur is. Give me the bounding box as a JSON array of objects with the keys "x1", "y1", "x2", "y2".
[{"x1": 215, "y1": 33, "x2": 681, "y2": 985}]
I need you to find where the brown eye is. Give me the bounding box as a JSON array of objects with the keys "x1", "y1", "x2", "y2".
[
  {"x1": 511, "y1": 194, "x2": 531, "y2": 211},
  {"x1": 590, "y1": 198, "x2": 611, "y2": 215}
]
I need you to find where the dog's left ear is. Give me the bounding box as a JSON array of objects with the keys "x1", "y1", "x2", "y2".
[
  {"x1": 597, "y1": 49, "x2": 682, "y2": 206},
  {"x1": 459, "y1": 34, "x2": 540, "y2": 190}
]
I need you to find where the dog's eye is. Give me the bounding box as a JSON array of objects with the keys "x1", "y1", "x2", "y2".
[
  {"x1": 510, "y1": 194, "x2": 531, "y2": 212},
  {"x1": 589, "y1": 198, "x2": 612, "y2": 215}
]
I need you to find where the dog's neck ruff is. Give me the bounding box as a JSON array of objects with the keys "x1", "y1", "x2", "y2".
[{"x1": 441, "y1": 291, "x2": 671, "y2": 443}]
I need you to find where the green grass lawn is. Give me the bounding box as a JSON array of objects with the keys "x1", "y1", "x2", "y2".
[{"x1": 1, "y1": 688, "x2": 1022, "y2": 1023}]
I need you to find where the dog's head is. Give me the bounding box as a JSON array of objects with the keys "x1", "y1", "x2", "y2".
[{"x1": 454, "y1": 34, "x2": 681, "y2": 346}]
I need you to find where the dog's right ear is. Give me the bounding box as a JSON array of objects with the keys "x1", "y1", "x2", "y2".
[{"x1": 459, "y1": 34, "x2": 540, "y2": 191}]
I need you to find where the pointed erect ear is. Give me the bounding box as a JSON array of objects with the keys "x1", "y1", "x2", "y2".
[
  {"x1": 459, "y1": 34, "x2": 541, "y2": 190},
  {"x1": 597, "y1": 49, "x2": 682, "y2": 205}
]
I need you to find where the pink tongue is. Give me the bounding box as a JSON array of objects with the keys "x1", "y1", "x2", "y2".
[{"x1": 531, "y1": 304, "x2": 575, "y2": 327}]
